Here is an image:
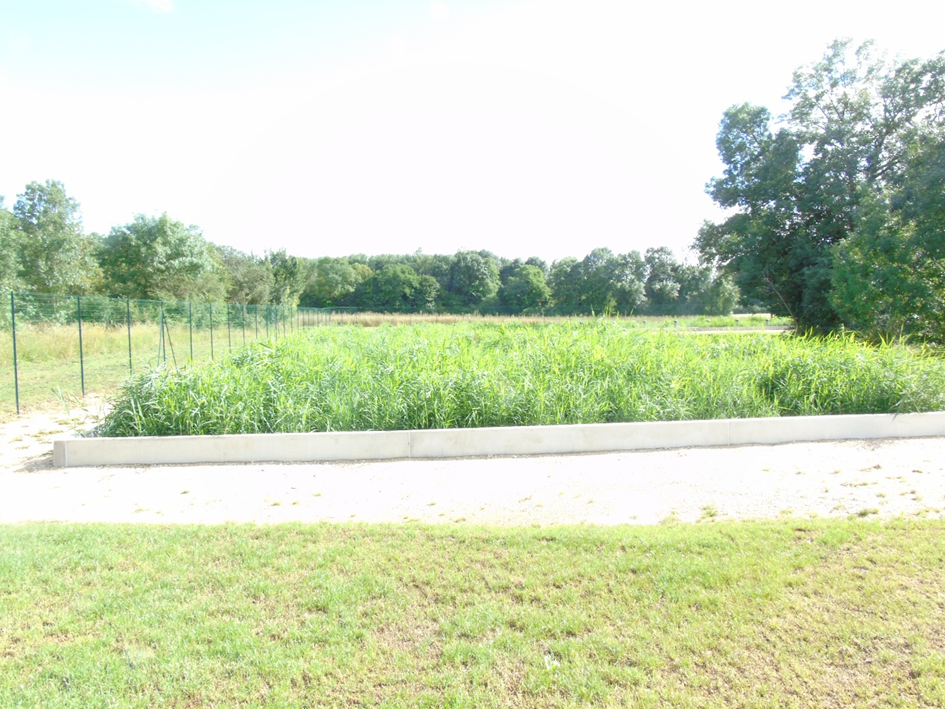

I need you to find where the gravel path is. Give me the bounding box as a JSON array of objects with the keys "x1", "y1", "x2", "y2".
[{"x1": 2, "y1": 404, "x2": 944, "y2": 526}]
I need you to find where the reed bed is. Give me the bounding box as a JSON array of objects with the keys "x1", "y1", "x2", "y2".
[
  {"x1": 96, "y1": 322, "x2": 945, "y2": 437},
  {"x1": 0, "y1": 314, "x2": 784, "y2": 408}
]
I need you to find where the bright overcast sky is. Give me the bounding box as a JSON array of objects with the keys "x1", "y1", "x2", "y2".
[{"x1": 2, "y1": 0, "x2": 943, "y2": 262}]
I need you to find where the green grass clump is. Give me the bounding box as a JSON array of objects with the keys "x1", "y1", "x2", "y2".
[
  {"x1": 1, "y1": 520, "x2": 943, "y2": 707},
  {"x1": 96, "y1": 323, "x2": 945, "y2": 437}
]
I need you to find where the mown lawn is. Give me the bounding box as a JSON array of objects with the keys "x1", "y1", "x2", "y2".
[{"x1": 1, "y1": 519, "x2": 943, "y2": 707}]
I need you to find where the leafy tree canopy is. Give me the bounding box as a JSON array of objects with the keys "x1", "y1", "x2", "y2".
[
  {"x1": 99, "y1": 213, "x2": 221, "y2": 301},
  {"x1": 300, "y1": 257, "x2": 370, "y2": 308},
  {"x1": 354, "y1": 264, "x2": 438, "y2": 312},
  {"x1": 267, "y1": 249, "x2": 307, "y2": 307},
  {"x1": 500, "y1": 264, "x2": 551, "y2": 313},
  {"x1": 216, "y1": 245, "x2": 274, "y2": 305},
  {"x1": 695, "y1": 40, "x2": 945, "y2": 334},
  {"x1": 448, "y1": 251, "x2": 500, "y2": 308},
  {"x1": 0, "y1": 199, "x2": 21, "y2": 292},
  {"x1": 14, "y1": 180, "x2": 101, "y2": 294}
]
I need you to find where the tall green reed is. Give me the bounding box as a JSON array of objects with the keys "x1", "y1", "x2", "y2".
[{"x1": 97, "y1": 323, "x2": 945, "y2": 437}]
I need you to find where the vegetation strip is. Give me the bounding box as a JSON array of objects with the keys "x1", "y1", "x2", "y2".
[
  {"x1": 0, "y1": 312, "x2": 784, "y2": 418},
  {"x1": 1, "y1": 520, "x2": 943, "y2": 708},
  {"x1": 97, "y1": 323, "x2": 945, "y2": 438}
]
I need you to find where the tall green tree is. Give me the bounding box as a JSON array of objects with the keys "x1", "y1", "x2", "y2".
[
  {"x1": 670, "y1": 263, "x2": 740, "y2": 315},
  {"x1": 500, "y1": 264, "x2": 551, "y2": 313},
  {"x1": 548, "y1": 257, "x2": 583, "y2": 314},
  {"x1": 607, "y1": 251, "x2": 648, "y2": 314},
  {"x1": 216, "y1": 245, "x2": 274, "y2": 304},
  {"x1": 413, "y1": 252, "x2": 453, "y2": 296},
  {"x1": 580, "y1": 248, "x2": 619, "y2": 314},
  {"x1": 547, "y1": 249, "x2": 647, "y2": 316},
  {"x1": 524, "y1": 256, "x2": 549, "y2": 274},
  {"x1": 353, "y1": 264, "x2": 438, "y2": 312},
  {"x1": 14, "y1": 180, "x2": 101, "y2": 294},
  {"x1": 266, "y1": 249, "x2": 306, "y2": 307},
  {"x1": 577, "y1": 248, "x2": 642, "y2": 315},
  {"x1": 499, "y1": 258, "x2": 524, "y2": 286},
  {"x1": 702, "y1": 273, "x2": 741, "y2": 316},
  {"x1": 831, "y1": 135, "x2": 945, "y2": 340},
  {"x1": 300, "y1": 257, "x2": 371, "y2": 307},
  {"x1": 695, "y1": 40, "x2": 945, "y2": 332},
  {"x1": 447, "y1": 251, "x2": 500, "y2": 309},
  {"x1": 643, "y1": 247, "x2": 681, "y2": 314},
  {"x1": 99, "y1": 213, "x2": 222, "y2": 301},
  {"x1": 0, "y1": 198, "x2": 21, "y2": 292}
]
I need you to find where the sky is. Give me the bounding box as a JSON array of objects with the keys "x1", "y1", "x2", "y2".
[{"x1": 2, "y1": 0, "x2": 944, "y2": 263}]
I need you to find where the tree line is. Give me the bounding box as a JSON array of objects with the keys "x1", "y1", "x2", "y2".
[
  {"x1": 0, "y1": 181, "x2": 738, "y2": 316},
  {"x1": 8, "y1": 41, "x2": 930, "y2": 332},
  {"x1": 696, "y1": 39, "x2": 945, "y2": 342}
]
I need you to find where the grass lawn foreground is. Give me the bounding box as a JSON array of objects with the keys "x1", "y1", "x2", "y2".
[{"x1": 1, "y1": 519, "x2": 943, "y2": 707}]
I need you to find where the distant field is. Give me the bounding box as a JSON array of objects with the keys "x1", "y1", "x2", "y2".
[
  {"x1": 98, "y1": 322, "x2": 945, "y2": 437},
  {"x1": 1, "y1": 519, "x2": 942, "y2": 708},
  {"x1": 326, "y1": 312, "x2": 790, "y2": 328},
  {"x1": 0, "y1": 314, "x2": 788, "y2": 418}
]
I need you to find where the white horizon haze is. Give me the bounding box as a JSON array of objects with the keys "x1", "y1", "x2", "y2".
[{"x1": 2, "y1": 0, "x2": 943, "y2": 263}]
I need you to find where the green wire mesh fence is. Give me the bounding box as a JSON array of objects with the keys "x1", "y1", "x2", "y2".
[{"x1": 1, "y1": 292, "x2": 354, "y2": 415}]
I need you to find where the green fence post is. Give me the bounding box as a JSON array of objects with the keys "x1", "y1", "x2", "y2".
[
  {"x1": 189, "y1": 301, "x2": 194, "y2": 361},
  {"x1": 160, "y1": 301, "x2": 167, "y2": 365},
  {"x1": 227, "y1": 304, "x2": 232, "y2": 349},
  {"x1": 11, "y1": 292, "x2": 20, "y2": 416},
  {"x1": 77, "y1": 296, "x2": 86, "y2": 396},
  {"x1": 126, "y1": 299, "x2": 133, "y2": 373},
  {"x1": 209, "y1": 303, "x2": 214, "y2": 360}
]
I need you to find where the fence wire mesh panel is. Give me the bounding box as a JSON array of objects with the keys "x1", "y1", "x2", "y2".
[{"x1": 1, "y1": 292, "x2": 347, "y2": 416}]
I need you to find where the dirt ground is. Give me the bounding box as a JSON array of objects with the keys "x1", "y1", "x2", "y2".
[{"x1": 1, "y1": 400, "x2": 944, "y2": 526}]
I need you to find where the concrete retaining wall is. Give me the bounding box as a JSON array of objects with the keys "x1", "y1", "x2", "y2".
[{"x1": 52, "y1": 412, "x2": 945, "y2": 468}]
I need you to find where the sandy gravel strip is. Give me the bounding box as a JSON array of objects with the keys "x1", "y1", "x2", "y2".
[{"x1": 2, "y1": 405, "x2": 943, "y2": 525}]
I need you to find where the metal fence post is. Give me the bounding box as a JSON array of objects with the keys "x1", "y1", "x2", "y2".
[
  {"x1": 227, "y1": 304, "x2": 232, "y2": 349},
  {"x1": 189, "y1": 301, "x2": 194, "y2": 361},
  {"x1": 209, "y1": 303, "x2": 214, "y2": 360},
  {"x1": 77, "y1": 295, "x2": 86, "y2": 395},
  {"x1": 126, "y1": 299, "x2": 133, "y2": 373},
  {"x1": 11, "y1": 292, "x2": 20, "y2": 416},
  {"x1": 160, "y1": 301, "x2": 167, "y2": 365}
]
